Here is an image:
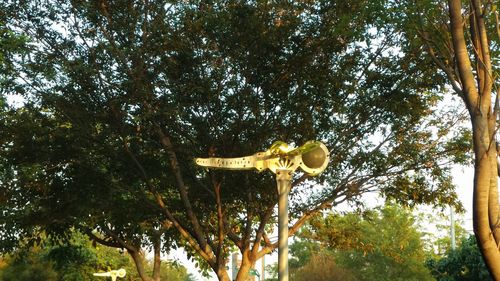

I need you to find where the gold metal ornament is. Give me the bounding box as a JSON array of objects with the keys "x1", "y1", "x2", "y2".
[{"x1": 195, "y1": 140, "x2": 329, "y2": 176}]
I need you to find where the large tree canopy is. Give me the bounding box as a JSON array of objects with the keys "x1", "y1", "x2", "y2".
[{"x1": 0, "y1": 1, "x2": 469, "y2": 280}]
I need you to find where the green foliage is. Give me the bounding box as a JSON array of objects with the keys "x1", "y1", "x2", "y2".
[
  {"x1": 389, "y1": 0, "x2": 500, "y2": 81},
  {"x1": 292, "y1": 204, "x2": 435, "y2": 281},
  {"x1": 292, "y1": 251, "x2": 357, "y2": 281},
  {"x1": 0, "y1": 21, "x2": 30, "y2": 95},
  {"x1": 47, "y1": 245, "x2": 98, "y2": 281},
  {"x1": 264, "y1": 263, "x2": 278, "y2": 281},
  {"x1": 158, "y1": 263, "x2": 194, "y2": 281},
  {"x1": 46, "y1": 232, "x2": 134, "y2": 281},
  {"x1": 0, "y1": 0, "x2": 471, "y2": 278},
  {"x1": 427, "y1": 235, "x2": 492, "y2": 281},
  {"x1": 420, "y1": 211, "x2": 468, "y2": 257},
  {"x1": 1, "y1": 256, "x2": 58, "y2": 281},
  {"x1": 288, "y1": 237, "x2": 320, "y2": 270},
  {"x1": 0, "y1": 231, "x2": 193, "y2": 281}
]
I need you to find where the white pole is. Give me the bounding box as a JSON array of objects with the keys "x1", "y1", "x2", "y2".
[
  {"x1": 450, "y1": 206, "x2": 456, "y2": 250},
  {"x1": 232, "y1": 252, "x2": 238, "y2": 280}
]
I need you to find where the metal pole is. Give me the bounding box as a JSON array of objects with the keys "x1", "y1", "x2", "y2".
[
  {"x1": 232, "y1": 252, "x2": 238, "y2": 280},
  {"x1": 276, "y1": 169, "x2": 292, "y2": 281},
  {"x1": 450, "y1": 206, "x2": 456, "y2": 250}
]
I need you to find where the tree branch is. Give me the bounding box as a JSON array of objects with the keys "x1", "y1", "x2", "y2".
[
  {"x1": 155, "y1": 126, "x2": 212, "y2": 253},
  {"x1": 83, "y1": 228, "x2": 122, "y2": 249},
  {"x1": 448, "y1": 0, "x2": 479, "y2": 109},
  {"x1": 471, "y1": 0, "x2": 493, "y2": 106},
  {"x1": 417, "y1": 29, "x2": 464, "y2": 96},
  {"x1": 214, "y1": 181, "x2": 226, "y2": 269},
  {"x1": 251, "y1": 204, "x2": 274, "y2": 257},
  {"x1": 101, "y1": 224, "x2": 138, "y2": 253},
  {"x1": 160, "y1": 210, "x2": 216, "y2": 267}
]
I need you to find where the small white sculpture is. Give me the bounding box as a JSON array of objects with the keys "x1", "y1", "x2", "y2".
[{"x1": 93, "y1": 268, "x2": 126, "y2": 281}]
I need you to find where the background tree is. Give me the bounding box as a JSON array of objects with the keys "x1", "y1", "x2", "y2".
[
  {"x1": 291, "y1": 252, "x2": 356, "y2": 281},
  {"x1": 0, "y1": 1, "x2": 470, "y2": 280},
  {"x1": 0, "y1": 231, "x2": 194, "y2": 281},
  {"x1": 0, "y1": 251, "x2": 58, "y2": 281},
  {"x1": 427, "y1": 235, "x2": 492, "y2": 281},
  {"x1": 391, "y1": 0, "x2": 500, "y2": 278},
  {"x1": 288, "y1": 204, "x2": 435, "y2": 281},
  {"x1": 420, "y1": 210, "x2": 468, "y2": 256}
]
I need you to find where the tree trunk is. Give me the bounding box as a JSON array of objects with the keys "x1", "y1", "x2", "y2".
[
  {"x1": 446, "y1": 0, "x2": 500, "y2": 279},
  {"x1": 488, "y1": 116, "x2": 500, "y2": 243},
  {"x1": 152, "y1": 238, "x2": 162, "y2": 281},
  {"x1": 471, "y1": 116, "x2": 500, "y2": 280},
  {"x1": 235, "y1": 259, "x2": 252, "y2": 281},
  {"x1": 129, "y1": 250, "x2": 152, "y2": 281},
  {"x1": 215, "y1": 266, "x2": 232, "y2": 281}
]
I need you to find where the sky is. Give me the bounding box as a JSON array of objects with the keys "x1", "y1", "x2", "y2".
[{"x1": 452, "y1": 165, "x2": 474, "y2": 232}]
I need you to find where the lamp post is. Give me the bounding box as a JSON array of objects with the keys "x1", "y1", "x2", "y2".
[{"x1": 195, "y1": 141, "x2": 329, "y2": 281}]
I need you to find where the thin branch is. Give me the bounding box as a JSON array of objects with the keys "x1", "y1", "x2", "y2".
[
  {"x1": 243, "y1": 191, "x2": 254, "y2": 250},
  {"x1": 292, "y1": 174, "x2": 310, "y2": 188},
  {"x1": 160, "y1": 210, "x2": 216, "y2": 267},
  {"x1": 83, "y1": 228, "x2": 122, "y2": 248},
  {"x1": 101, "y1": 225, "x2": 137, "y2": 252},
  {"x1": 472, "y1": 0, "x2": 494, "y2": 105},
  {"x1": 417, "y1": 29, "x2": 464, "y2": 96},
  {"x1": 155, "y1": 126, "x2": 213, "y2": 254},
  {"x1": 214, "y1": 181, "x2": 225, "y2": 268},
  {"x1": 251, "y1": 204, "x2": 274, "y2": 257},
  {"x1": 223, "y1": 216, "x2": 243, "y2": 250},
  {"x1": 496, "y1": 10, "x2": 500, "y2": 41}
]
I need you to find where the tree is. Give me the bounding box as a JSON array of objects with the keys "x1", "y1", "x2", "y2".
[
  {"x1": 156, "y1": 262, "x2": 196, "y2": 281},
  {"x1": 427, "y1": 235, "x2": 492, "y2": 281},
  {"x1": 1, "y1": 1, "x2": 469, "y2": 280},
  {"x1": 392, "y1": 0, "x2": 500, "y2": 278},
  {"x1": 420, "y1": 211, "x2": 468, "y2": 256},
  {"x1": 0, "y1": 231, "x2": 194, "y2": 281},
  {"x1": 291, "y1": 204, "x2": 435, "y2": 281},
  {"x1": 0, "y1": 17, "x2": 29, "y2": 96},
  {"x1": 46, "y1": 232, "x2": 132, "y2": 281},
  {"x1": 0, "y1": 253, "x2": 59, "y2": 281},
  {"x1": 291, "y1": 251, "x2": 356, "y2": 281}
]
